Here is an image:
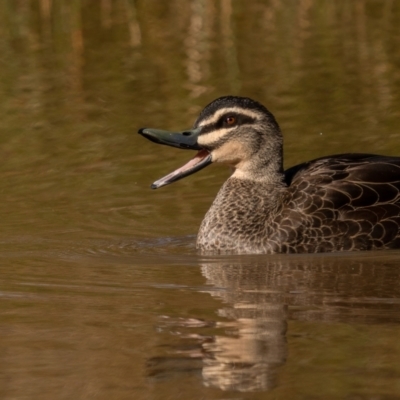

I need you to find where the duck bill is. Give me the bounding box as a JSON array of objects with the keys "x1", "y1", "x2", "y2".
[
  {"x1": 138, "y1": 127, "x2": 212, "y2": 189},
  {"x1": 138, "y1": 127, "x2": 202, "y2": 150},
  {"x1": 151, "y1": 149, "x2": 211, "y2": 189}
]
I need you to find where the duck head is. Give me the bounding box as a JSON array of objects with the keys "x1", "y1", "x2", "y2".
[{"x1": 138, "y1": 96, "x2": 283, "y2": 189}]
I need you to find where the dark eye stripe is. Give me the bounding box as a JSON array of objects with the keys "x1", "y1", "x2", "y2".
[
  {"x1": 199, "y1": 113, "x2": 256, "y2": 135},
  {"x1": 199, "y1": 123, "x2": 229, "y2": 135}
]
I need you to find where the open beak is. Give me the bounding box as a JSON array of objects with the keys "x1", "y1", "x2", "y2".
[{"x1": 138, "y1": 127, "x2": 212, "y2": 189}]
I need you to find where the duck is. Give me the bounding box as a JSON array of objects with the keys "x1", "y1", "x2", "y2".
[{"x1": 138, "y1": 96, "x2": 400, "y2": 254}]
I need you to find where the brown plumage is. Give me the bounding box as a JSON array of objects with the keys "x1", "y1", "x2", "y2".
[{"x1": 139, "y1": 96, "x2": 400, "y2": 254}]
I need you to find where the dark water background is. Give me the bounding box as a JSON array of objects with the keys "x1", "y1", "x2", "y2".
[{"x1": 1, "y1": 1, "x2": 400, "y2": 399}]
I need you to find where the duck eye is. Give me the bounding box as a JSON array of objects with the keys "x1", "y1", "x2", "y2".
[{"x1": 225, "y1": 116, "x2": 236, "y2": 126}]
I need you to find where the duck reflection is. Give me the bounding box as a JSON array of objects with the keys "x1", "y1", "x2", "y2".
[
  {"x1": 147, "y1": 252, "x2": 400, "y2": 392},
  {"x1": 200, "y1": 261, "x2": 287, "y2": 392}
]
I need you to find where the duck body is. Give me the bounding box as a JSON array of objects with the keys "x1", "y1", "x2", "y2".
[
  {"x1": 198, "y1": 154, "x2": 400, "y2": 253},
  {"x1": 139, "y1": 96, "x2": 400, "y2": 254}
]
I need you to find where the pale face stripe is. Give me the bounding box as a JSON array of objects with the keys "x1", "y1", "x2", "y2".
[
  {"x1": 197, "y1": 107, "x2": 261, "y2": 128},
  {"x1": 197, "y1": 126, "x2": 236, "y2": 146}
]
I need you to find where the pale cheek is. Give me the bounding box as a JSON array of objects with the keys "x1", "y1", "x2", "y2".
[{"x1": 212, "y1": 147, "x2": 244, "y2": 166}]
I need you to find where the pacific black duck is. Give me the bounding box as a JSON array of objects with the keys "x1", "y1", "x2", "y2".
[{"x1": 139, "y1": 96, "x2": 400, "y2": 254}]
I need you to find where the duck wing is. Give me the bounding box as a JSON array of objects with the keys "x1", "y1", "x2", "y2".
[{"x1": 282, "y1": 153, "x2": 400, "y2": 251}]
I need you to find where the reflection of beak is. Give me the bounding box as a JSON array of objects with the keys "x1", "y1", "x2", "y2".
[{"x1": 138, "y1": 127, "x2": 212, "y2": 189}]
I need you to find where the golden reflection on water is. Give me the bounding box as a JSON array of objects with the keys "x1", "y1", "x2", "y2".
[
  {"x1": 0, "y1": 1, "x2": 400, "y2": 399},
  {"x1": 148, "y1": 252, "x2": 400, "y2": 395}
]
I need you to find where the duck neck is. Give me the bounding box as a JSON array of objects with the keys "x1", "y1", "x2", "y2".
[
  {"x1": 197, "y1": 175, "x2": 286, "y2": 253},
  {"x1": 231, "y1": 148, "x2": 285, "y2": 185}
]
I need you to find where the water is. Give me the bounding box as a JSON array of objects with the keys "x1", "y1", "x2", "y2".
[{"x1": 1, "y1": 1, "x2": 400, "y2": 399}]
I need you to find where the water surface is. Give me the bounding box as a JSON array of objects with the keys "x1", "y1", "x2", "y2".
[{"x1": 1, "y1": 1, "x2": 400, "y2": 399}]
